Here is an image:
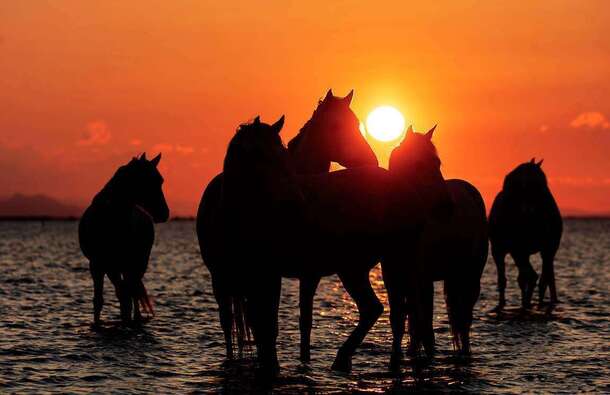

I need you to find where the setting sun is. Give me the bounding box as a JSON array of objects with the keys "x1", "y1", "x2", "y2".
[{"x1": 365, "y1": 106, "x2": 406, "y2": 142}]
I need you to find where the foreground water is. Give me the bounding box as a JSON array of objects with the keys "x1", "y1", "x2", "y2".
[{"x1": 0, "y1": 219, "x2": 608, "y2": 393}]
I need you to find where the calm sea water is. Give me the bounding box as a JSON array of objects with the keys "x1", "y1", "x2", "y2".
[{"x1": 0, "y1": 219, "x2": 608, "y2": 393}]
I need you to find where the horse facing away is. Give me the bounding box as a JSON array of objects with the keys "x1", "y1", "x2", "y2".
[
  {"x1": 489, "y1": 159, "x2": 562, "y2": 309},
  {"x1": 196, "y1": 89, "x2": 377, "y2": 360},
  {"x1": 383, "y1": 126, "x2": 487, "y2": 368},
  {"x1": 79, "y1": 153, "x2": 169, "y2": 325},
  {"x1": 220, "y1": 119, "x2": 449, "y2": 380}
]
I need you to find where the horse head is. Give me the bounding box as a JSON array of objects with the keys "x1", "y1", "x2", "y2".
[
  {"x1": 223, "y1": 115, "x2": 303, "y2": 216},
  {"x1": 503, "y1": 158, "x2": 548, "y2": 213},
  {"x1": 121, "y1": 153, "x2": 170, "y2": 223},
  {"x1": 288, "y1": 89, "x2": 378, "y2": 173},
  {"x1": 389, "y1": 125, "x2": 453, "y2": 218}
]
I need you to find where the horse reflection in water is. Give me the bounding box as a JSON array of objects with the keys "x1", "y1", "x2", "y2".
[
  {"x1": 384, "y1": 126, "x2": 488, "y2": 370},
  {"x1": 489, "y1": 159, "x2": 562, "y2": 309},
  {"x1": 79, "y1": 153, "x2": 169, "y2": 325},
  {"x1": 197, "y1": 89, "x2": 378, "y2": 361}
]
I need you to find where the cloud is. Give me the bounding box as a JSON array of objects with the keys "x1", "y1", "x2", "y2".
[
  {"x1": 130, "y1": 139, "x2": 142, "y2": 146},
  {"x1": 151, "y1": 143, "x2": 174, "y2": 153},
  {"x1": 150, "y1": 143, "x2": 195, "y2": 155},
  {"x1": 570, "y1": 112, "x2": 610, "y2": 129},
  {"x1": 176, "y1": 145, "x2": 194, "y2": 155},
  {"x1": 77, "y1": 121, "x2": 111, "y2": 146}
]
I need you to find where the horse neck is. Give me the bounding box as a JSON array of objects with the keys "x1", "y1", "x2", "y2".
[
  {"x1": 395, "y1": 166, "x2": 451, "y2": 218},
  {"x1": 92, "y1": 174, "x2": 134, "y2": 209},
  {"x1": 288, "y1": 119, "x2": 331, "y2": 174}
]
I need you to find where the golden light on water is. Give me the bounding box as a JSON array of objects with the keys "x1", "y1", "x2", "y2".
[{"x1": 365, "y1": 106, "x2": 406, "y2": 142}]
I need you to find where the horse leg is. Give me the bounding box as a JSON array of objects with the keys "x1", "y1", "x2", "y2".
[
  {"x1": 540, "y1": 250, "x2": 558, "y2": 305},
  {"x1": 513, "y1": 254, "x2": 537, "y2": 308},
  {"x1": 332, "y1": 270, "x2": 383, "y2": 372},
  {"x1": 248, "y1": 274, "x2": 281, "y2": 380},
  {"x1": 491, "y1": 248, "x2": 507, "y2": 310},
  {"x1": 90, "y1": 261, "x2": 104, "y2": 326},
  {"x1": 122, "y1": 272, "x2": 144, "y2": 323},
  {"x1": 417, "y1": 280, "x2": 435, "y2": 356},
  {"x1": 107, "y1": 271, "x2": 132, "y2": 323},
  {"x1": 381, "y1": 261, "x2": 406, "y2": 371},
  {"x1": 444, "y1": 277, "x2": 479, "y2": 355},
  {"x1": 211, "y1": 272, "x2": 234, "y2": 360},
  {"x1": 299, "y1": 275, "x2": 321, "y2": 362}
]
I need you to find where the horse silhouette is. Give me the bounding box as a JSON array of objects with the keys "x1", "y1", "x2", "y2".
[
  {"x1": 384, "y1": 126, "x2": 488, "y2": 368},
  {"x1": 79, "y1": 153, "x2": 169, "y2": 325},
  {"x1": 489, "y1": 159, "x2": 562, "y2": 309},
  {"x1": 196, "y1": 90, "x2": 377, "y2": 360},
  {"x1": 219, "y1": 118, "x2": 449, "y2": 379}
]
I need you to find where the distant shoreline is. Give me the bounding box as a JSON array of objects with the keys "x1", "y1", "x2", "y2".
[{"x1": 1, "y1": 215, "x2": 609, "y2": 221}]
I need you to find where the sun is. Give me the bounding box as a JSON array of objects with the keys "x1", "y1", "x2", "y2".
[{"x1": 365, "y1": 106, "x2": 406, "y2": 142}]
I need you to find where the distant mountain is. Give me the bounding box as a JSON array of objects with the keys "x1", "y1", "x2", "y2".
[{"x1": 0, "y1": 194, "x2": 83, "y2": 218}]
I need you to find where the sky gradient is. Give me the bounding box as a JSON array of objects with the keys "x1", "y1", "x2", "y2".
[{"x1": 1, "y1": 1, "x2": 609, "y2": 215}]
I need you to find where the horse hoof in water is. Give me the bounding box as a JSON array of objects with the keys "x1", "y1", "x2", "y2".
[
  {"x1": 331, "y1": 354, "x2": 352, "y2": 373},
  {"x1": 405, "y1": 342, "x2": 419, "y2": 358},
  {"x1": 299, "y1": 346, "x2": 311, "y2": 363},
  {"x1": 389, "y1": 351, "x2": 403, "y2": 373},
  {"x1": 491, "y1": 300, "x2": 506, "y2": 313},
  {"x1": 254, "y1": 362, "x2": 280, "y2": 384}
]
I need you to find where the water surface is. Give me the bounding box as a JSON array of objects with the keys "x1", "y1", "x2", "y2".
[{"x1": 0, "y1": 219, "x2": 608, "y2": 393}]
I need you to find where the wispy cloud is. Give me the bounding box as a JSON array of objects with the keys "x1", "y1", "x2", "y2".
[
  {"x1": 77, "y1": 121, "x2": 111, "y2": 146},
  {"x1": 150, "y1": 143, "x2": 195, "y2": 155},
  {"x1": 570, "y1": 112, "x2": 610, "y2": 129},
  {"x1": 130, "y1": 139, "x2": 142, "y2": 146},
  {"x1": 176, "y1": 145, "x2": 194, "y2": 155}
]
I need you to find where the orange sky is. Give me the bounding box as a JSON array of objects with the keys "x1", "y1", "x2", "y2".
[{"x1": 1, "y1": 1, "x2": 609, "y2": 216}]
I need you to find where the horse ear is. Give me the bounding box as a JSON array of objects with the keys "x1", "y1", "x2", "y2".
[
  {"x1": 254, "y1": 116, "x2": 261, "y2": 125},
  {"x1": 537, "y1": 158, "x2": 544, "y2": 167},
  {"x1": 530, "y1": 157, "x2": 536, "y2": 164},
  {"x1": 324, "y1": 89, "x2": 333, "y2": 102},
  {"x1": 139, "y1": 152, "x2": 147, "y2": 161},
  {"x1": 150, "y1": 153, "x2": 162, "y2": 167},
  {"x1": 425, "y1": 124, "x2": 437, "y2": 140},
  {"x1": 406, "y1": 125, "x2": 414, "y2": 135},
  {"x1": 271, "y1": 115, "x2": 285, "y2": 134},
  {"x1": 343, "y1": 89, "x2": 354, "y2": 105}
]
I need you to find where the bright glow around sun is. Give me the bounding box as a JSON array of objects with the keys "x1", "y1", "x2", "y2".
[{"x1": 365, "y1": 106, "x2": 406, "y2": 142}]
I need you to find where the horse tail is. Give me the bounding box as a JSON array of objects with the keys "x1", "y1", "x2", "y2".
[
  {"x1": 231, "y1": 294, "x2": 252, "y2": 355},
  {"x1": 136, "y1": 279, "x2": 155, "y2": 316}
]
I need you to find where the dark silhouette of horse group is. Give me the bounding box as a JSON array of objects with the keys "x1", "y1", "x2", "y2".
[{"x1": 78, "y1": 89, "x2": 562, "y2": 382}]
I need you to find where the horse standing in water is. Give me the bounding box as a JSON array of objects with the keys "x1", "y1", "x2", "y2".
[
  {"x1": 220, "y1": 119, "x2": 451, "y2": 379},
  {"x1": 489, "y1": 159, "x2": 562, "y2": 309},
  {"x1": 196, "y1": 90, "x2": 377, "y2": 360},
  {"x1": 79, "y1": 153, "x2": 169, "y2": 325},
  {"x1": 383, "y1": 126, "x2": 487, "y2": 368}
]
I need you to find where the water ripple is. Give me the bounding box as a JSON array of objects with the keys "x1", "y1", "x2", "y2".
[{"x1": 0, "y1": 219, "x2": 608, "y2": 393}]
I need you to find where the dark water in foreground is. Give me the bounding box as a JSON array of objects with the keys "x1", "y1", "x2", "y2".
[{"x1": 0, "y1": 219, "x2": 608, "y2": 393}]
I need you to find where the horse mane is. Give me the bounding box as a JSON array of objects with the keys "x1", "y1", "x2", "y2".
[
  {"x1": 287, "y1": 96, "x2": 355, "y2": 152},
  {"x1": 92, "y1": 162, "x2": 133, "y2": 205}
]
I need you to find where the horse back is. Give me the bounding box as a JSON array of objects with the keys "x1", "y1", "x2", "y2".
[{"x1": 297, "y1": 166, "x2": 392, "y2": 236}]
